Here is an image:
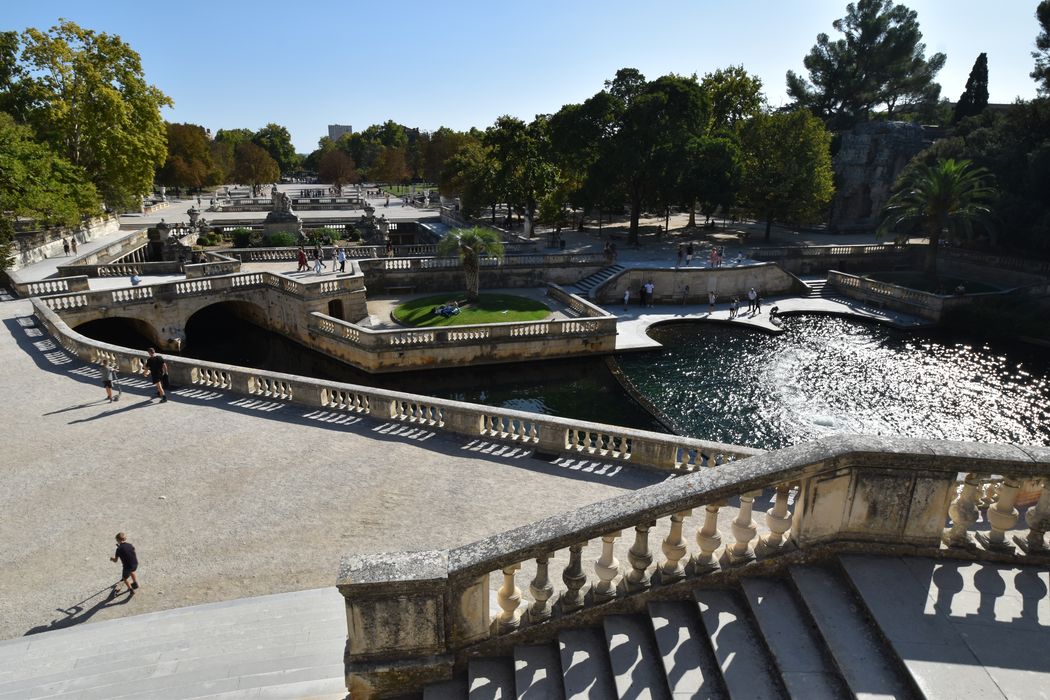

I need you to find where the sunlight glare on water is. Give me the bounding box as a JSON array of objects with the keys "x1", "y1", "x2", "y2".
[{"x1": 615, "y1": 316, "x2": 1050, "y2": 450}]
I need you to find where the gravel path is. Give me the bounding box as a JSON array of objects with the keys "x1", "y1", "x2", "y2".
[{"x1": 0, "y1": 295, "x2": 666, "y2": 641}]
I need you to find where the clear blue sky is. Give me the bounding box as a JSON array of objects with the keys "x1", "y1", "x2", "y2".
[{"x1": 5, "y1": 0, "x2": 1044, "y2": 151}]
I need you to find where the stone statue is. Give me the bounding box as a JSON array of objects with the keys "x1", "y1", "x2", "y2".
[{"x1": 271, "y1": 188, "x2": 293, "y2": 214}]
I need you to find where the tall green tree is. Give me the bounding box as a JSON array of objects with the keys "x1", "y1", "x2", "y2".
[
  {"x1": 440, "y1": 140, "x2": 498, "y2": 219},
  {"x1": 372, "y1": 145, "x2": 410, "y2": 184},
  {"x1": 0, "y1": 113, "x2": 99, "y2": 268},
  {"x1": 317, "y1": 149, "x2": 357, "y2": 193},
  {"x1": 436, "y1": 226, "x2": 505, "y2": 302},
  {"x1": 786, "y1": 0, "x2": 945, "y2": 128},
  {"x1": 878, "y1": 158, "x2": 996, "y2": 272},
  {"x1": 483, "y1": 116, "x2": 559, "y2": 237},
  {"x1": 1034, "y1": 1, "x2": 1050, "y2": 95},
  {"x1": 701, "y1": 66, "x2": 765, "y2": 130},
  {"x1": 231, "y1": 142, "x2": 279, "y2": 195},
  {"x1": 953, "y1": 53, "x2": 989, "y2": 124},
  {"x1": 252, "y1": 123, "x2": 299, "y2": 175},
  {"x1": 15, "y1": 21, "x2": 171, "y2": 210},
  {"x1": 157, "y1": 123, "x2": 217, "y2": 191},
  {"x1": 740, "y1": 110, "x2": 835, "y2": 241}
]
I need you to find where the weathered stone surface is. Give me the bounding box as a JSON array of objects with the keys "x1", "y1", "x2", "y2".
[{"x1": 830, "y1": 121, "x2": 926, "y2": 232}]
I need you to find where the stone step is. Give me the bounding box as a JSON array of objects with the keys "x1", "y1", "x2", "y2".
[
  {"x1": 514, "y1": 643, "x2": 564, "y2": 699},
  {"x1": 469, "y1": 657, "x2": 517, "y2": 700},
  {"x1": 425, "y1": 677, "x2": 470, "y2": 700},
  {"x1": 739, "y1": 577, "x2": 848, "y2": 700},
  {"x1": 692, "y1": 588, "x2": 783, "y2": 699},
  {"x1": 647, "y1": 600, "x2": 727, "y2": 699},
  {"x1": 788, "y1": 563, "x2": 918, "y2": 700},
  {"x1": 838, "y1": 555, "x2": 1011, "y2": 700},
  {"x1": 603, "y1": 614, "x2": 671, "y2": 700},
  {"x1": 558, "y1": 627, "x2": 617, "y2": 700}
]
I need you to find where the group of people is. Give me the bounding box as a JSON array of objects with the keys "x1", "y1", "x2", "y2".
[
  {"x1": 61, "y1": 237, "x2": 79, "y2": 256},
  {"x1": 623, "y1": 280, "x2": 656, "y2": 309},
  {"x1": 296, "y1": 245, "x2": 348, "y2": 274},
  {"x1": 603, "y1": 240, "x2": 618, "y2": 262},
  {"x1": 675, "y1": 243, "x2": 696, "y2": 267}
]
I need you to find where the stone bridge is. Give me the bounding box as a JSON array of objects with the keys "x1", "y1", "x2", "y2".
[{"x1": 39, "y1": 272, "x2": 367, "y2": 351}]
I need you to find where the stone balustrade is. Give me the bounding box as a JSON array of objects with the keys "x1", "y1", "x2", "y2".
[
  {"x1": 32, "y1": 298, "x2": 756, "y2": 474},
  {"x1": 827, "y1": 270, "x2": 1019, "y2": 322},
  {"x1": 183, "y1": 252, "x2": 242, "y2": 279},
  {"x1": 337, "y1": 436, "x2": 1050, "y2": 696},
  {"x1": 546, "y1": 283, "x2": 613, "y2": 318},
  {"x1": 221, "y1": 243, "x2": 538, "y2": 264},
  {"x1": 9, "y1": 275, "x2": 91, "y2": 298}
]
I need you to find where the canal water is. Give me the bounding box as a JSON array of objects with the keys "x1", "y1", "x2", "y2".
[{"x1": 77, "y1": 309, "x2": 1050, "y2": 449}]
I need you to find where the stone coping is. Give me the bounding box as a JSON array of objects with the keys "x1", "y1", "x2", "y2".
[{"x1": 391, "y1": 435, "x2": 1050, "y2": 584}]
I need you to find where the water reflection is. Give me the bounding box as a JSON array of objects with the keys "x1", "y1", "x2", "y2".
[{"x1": 615, "y1": 315, "x2": 1050, "y2": 450}]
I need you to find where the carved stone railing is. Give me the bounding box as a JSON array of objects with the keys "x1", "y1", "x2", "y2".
[
  {"x1": 220, "y1": 243, "x2": 539, "y2": 264},
  {"x1": 337, "y1": 436, "x2": 1050, "y2": 697},
  {"x1": 747, "y1": 243, "x2": 911, "y2": 259},
  {"x1": 33, "y1": 298, "x2": 756, "y2": 473},
  {"x1": 9, "y1": 275, "x2": 91, "y2": 298},
  {"x1": 183, "y1": 251, "x2": 242, "y2": 279},
  {"x1": 545, "y1": 283, "x2": 610, "y2": 318},
  {"x1": 359, "y1": 252, "x2": 608, "y2": 274},
  {"x1": 828, "y1": 270, "x2": 1018, "y2": 322}
]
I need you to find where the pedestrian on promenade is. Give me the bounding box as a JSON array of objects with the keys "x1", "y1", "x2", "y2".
[
  {"x1": 708, "y1": 290, "x2": 716, "y2": 312},
  {"x1": 730, "y1": 297, "x2": 739, "y2": 319},
  {"x1": 747, "y1": 287, "x2": 758, "y2": 313},
  {"x1": 676, "y1": 246, "x2": 683, "y2": 268},
  {"x1": 623, "y1": 289, "x2": 630, "y2": 311},
  {"x1": 682, "y1": 284, "x2": 690, "y2": 305},
  {"x1": 337, "y1": 247, "x2": 346, "y2": 273},
  {"x1": 296, "y1": 246, "x2": 308, "y2": 272},
  {"x1": 314, "y1": 252, "x2": 326, "y2": 275},
  {"x1": 638, "y1": 282, "x2": 646, "y2": 307},
  {"x1": 144, "y1": 348, "x2": 168, "y2": 403},
  {"x1": 71, "y1": 238, "x2": 78, "y2": 255},
  {"x1": 686, "y1": 243, "x2": 694, "y2": 265},
  {"x1": 110, "y1": 532, "x2": 139, "y2": 596},
  {"x1": 62, "y1": 238, "x2": 70, "y2": 256},
  {"x1": 644, "y1": 280, "x2": 655, "y2": 307},
  {"x1": 102, "y1": 364, "x2": 120, "y2": 402}
]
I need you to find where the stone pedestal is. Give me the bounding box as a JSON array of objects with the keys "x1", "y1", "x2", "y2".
[{"x1": 262, "y1": 211, "x2": 302, "y2": 240}]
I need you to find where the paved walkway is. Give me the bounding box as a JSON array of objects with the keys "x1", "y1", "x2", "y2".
[{"x1": 0, "y1": 293, "x2": 669, "y2": 642}]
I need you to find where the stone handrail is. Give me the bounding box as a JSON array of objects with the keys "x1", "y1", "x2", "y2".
[
  {"x1": 219, "y1": 243, "x2": 539, "y2": 264},
  {"x1": 9, "y1": 275, "x2": 91, "y2": 298},
  {"x1": 828, "y1": 270, "x2": 941, "y2": 309},
  {"x1": 545, "y1": 283, "x2": 610, "y2": 318},
  {"x1": 747, "y1": 243, "x2": 911, "y2": 258},
  {"x1": 183, "y1": 251, "x2": 242, "y2": 279},
  {"x1": 32, "y1": 296, "x2": 755, "y2": 473},
  {"x1": 361, "y1": 253, "x2": 608, "y2": 274},
  {"x1": 337, "y1": 435, "x2": 1050, "y2": 696}
]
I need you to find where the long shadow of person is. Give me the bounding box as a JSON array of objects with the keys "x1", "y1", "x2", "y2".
[{"x1": 24, "y1": 584, "x2": 134, "y2": 636}]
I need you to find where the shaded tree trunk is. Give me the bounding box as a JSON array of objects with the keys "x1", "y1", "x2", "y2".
[
  {"x1": 765, "y1": 217, "x2": 773, "y2": 242},
  {"x1": 688, "y1": 201, "x2": 696, "y2": 228},
  {"x1": 464, "y1": 262, "x2": 480, "y2": 302}
]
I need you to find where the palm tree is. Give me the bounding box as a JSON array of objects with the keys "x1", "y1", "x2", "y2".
[
  {"x1": 436, "y1": 227, "x2": 505, "y2": 302},
  {"x1": 878, "y1": 159, "x2": 995, "y2": 274}
]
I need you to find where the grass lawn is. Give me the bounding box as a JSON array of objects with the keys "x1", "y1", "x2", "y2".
[
  {"x1": 384, "y1": 183, "x2": 434, "y2": 196},
  {"x1": 393, "y1": 293, "x2": 552, "y2": 327}
]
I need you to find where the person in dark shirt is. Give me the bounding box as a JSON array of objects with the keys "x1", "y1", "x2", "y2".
[
  {"x1": 145, "y1": 347, "x2": 168, "y2": 403},
  {"x1": 110, "y1": 532, "x2": 139, "y2": 595}
]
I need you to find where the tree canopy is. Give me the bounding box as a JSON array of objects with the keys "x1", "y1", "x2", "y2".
[
  {"x1": 701, "y1": 66, "x2": 765, "y2": 130},
  {"x1": 252, "y1": 123, "x2": 299, "y2": 175},
  {"x1": 1034, "y1": 1, "x2": 1050, "y2": 95},
  {"x1": 786, "y1": 0, "x2": 945, "y2": 128},
  {"x1": 6, "y1": 21, "x2": 171, "y2": 210},
  {"x1": 231, "y1": 142, "x2": 279, "y2": 195},
  {"x1": 436, "y1": 226, "x2": 505, "y2": 302},
  {"x1": 739, "y1": 110, "x2": 835, "y2": 240},
  {"x1": 157, "y1": 123, "x2": 219, "y2": 191},
  {"x1": 0, "y1": 112, "x2": 99, "y2": 267},
  {"x1": 953, "y1": 53, "x2": 989, "y2": 124}
]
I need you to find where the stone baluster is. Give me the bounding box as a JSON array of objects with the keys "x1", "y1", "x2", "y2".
[
  {"x1": 620, "y1": 521, "x2": 655, "y2": 594},
  {"x1": 1015, "y1": 480, "x2": 1050, "y2": 554},
  {"x1": 591, "y1": 531, "x2": 622, "y2": 603},
  {"x1": 528, "y1": 554, "x2": 555, "y2": 623},
  {"x1": 492, "y1": 563, "x2": 522, "y2": 634},
  {"x1": 943, "y1": 473, "x2": 981, "y2": 548},
  {"x1": 556, "y1": 543, "x2": 588, "y2": 614},
  {"x1": 657, "y1": 510, "x2": 692, "y2": 584},
  {"x1": 980, "y1": 480, "x2": 999, "y2": 510},
  {"x1": 757, "y1": 485, "x2": 794, "y2": 557},
  {"x1": 692, "y1": 502, "x2": 723, "y2": 575},
  {"x1": 976, "y1": 476, "x2": 1021, "y2": 552},
  {"x1": 722, "y1": 491, "x2": 760, "y2": 567}
]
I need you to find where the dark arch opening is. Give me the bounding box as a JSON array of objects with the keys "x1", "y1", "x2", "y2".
[
  {"x1": 75, "y1": 317, "x2": 160, "y2": 350},
  {"x1": 184, "y1": 301, "x2": 281, "y2": 367}
]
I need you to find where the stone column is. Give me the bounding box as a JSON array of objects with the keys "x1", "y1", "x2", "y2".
[{"x1": 337, "y1": 549, "x2": 469, "y2": 699}]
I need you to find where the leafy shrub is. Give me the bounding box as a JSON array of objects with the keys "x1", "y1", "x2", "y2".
[
  {"x1": 344, "y1": 227, "x2": 361, "y2": 242},
  {"x1": 230, "y1": 227, "x2": 262, "y2": 248},
  {"x1": 263, "y1": 231, "x2": 298, "y2": 247},
  {"x1": 196, "y1": 231, "x2": 222, "y2": 246}
]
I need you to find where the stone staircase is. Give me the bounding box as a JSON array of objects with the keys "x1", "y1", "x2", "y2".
[
  {"x1": 801, "y1": 277, "x2": 848, "y2": 302},
  {"x1": 567, "y1": 265, "x2": 625, "y2": 299},
  {"x1": 422, "y1": 554, "x2": 1050, "y2": 700}
]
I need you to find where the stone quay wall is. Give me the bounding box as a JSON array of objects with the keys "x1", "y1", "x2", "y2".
[
  {"x1": 594, "y1": 263, "x2": 804, "y2": 305},
  {"x1": 746, "y1": 243, "x2": 921, "y2": 275},
  {"x1": 9, "y1": 215, "x2": 121, "y2": 270},
  {"x1": 358, "y1": 254, "x2": 609, "y2": 294}
]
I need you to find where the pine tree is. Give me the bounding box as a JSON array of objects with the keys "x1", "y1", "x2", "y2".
[{"x1": 953, "y1": 53, "x2": 989, "y2": 124}]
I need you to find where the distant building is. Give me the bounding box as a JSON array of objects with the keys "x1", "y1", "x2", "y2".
[{"x1": 327, "y1": 124, "x2": 353, "y2": 142}]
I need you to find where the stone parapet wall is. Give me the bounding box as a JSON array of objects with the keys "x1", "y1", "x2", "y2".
[
  {"x1": 595, "y1": 263, "x2": 803, "y2": 305},
  {"x1": 359, "y1": 254, "x2": 608, "y2": 294},
  {"x1": 746, "y1": 243, "x2": 921, "y2": 275},
  {"x1": 10, "y1": 215, "x2": 121, "y2": 270}
]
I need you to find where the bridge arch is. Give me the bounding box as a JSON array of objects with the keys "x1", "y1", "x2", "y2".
[{"x1": 74, "y1": 316, "x2": 164, "y2": 350}]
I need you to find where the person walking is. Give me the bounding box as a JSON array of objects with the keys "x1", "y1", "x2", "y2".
[
  {"x1": 747, "y1": 287, "x2": 758, "y2": 314},
  {"x1": 296, "y1": 246, "x2": 308, "y2": 272},
  {"x1": 708, "y1": 290, "x2": 716, "y2": 312},
  {"x1": 623, "y1": 289, "x2": 630, "y2": 311},
  {"x1": 145, "y1": 348, "x2": 168, "y2": 403},
  {"x1": 62, "y1": 238, "x2": 70, "y2": 256},
  {"x1": 70, "y1": 238, "x2": 78, "y2": 255},
  {"x1": 314, "y1": 251, "x2": 326, "y2": 275},
  {"x1": 102, "y1": 364, "x2": 120, "y2": 402},
  {"x1": 336, "y1": 247, "x2": 347, "y2": 273},
  {"x1": 686, "y1": 243, "x2": 694, "y2": 266},
  {"x1": 644, "y1": 280, "x2": 655, "y2": 308},
  {"x1": 110, "y1": 532, "x2": 139, "y2": 595}
]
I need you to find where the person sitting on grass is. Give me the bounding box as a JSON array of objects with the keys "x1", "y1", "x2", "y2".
[{"x1": 435, "y1": 300, "x2": 461, "y2": 318}]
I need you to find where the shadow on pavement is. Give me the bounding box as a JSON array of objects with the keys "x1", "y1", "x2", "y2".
[{"x1": 24, "y1": 584, "x2": 135, "y2": 636}]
